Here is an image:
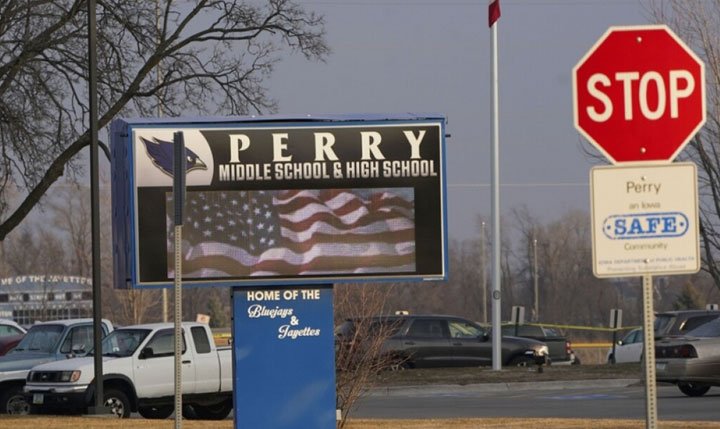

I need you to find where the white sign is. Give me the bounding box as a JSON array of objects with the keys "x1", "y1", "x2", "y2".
[{"x1": 590, "y1": 163, "x2": 699, "y2": 277}]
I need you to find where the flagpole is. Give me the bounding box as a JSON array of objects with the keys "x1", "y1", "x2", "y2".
[{"x1": 489, "y1": 4, "x2": 502, "y2": 371}]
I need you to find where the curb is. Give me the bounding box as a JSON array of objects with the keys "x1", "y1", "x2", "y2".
[{"x1": 366, "y1": 378, "x2": 641, "y2": 397}]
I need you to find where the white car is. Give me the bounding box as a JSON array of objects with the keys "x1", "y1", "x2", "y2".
[
  {"x1": 0, "y1": 319, "x2": 26, "y2": 337},
  {"x1": 607, "y1": 328, "x2": 643, "y2": 364}
]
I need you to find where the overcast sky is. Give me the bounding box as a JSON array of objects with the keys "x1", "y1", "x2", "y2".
[{"x1": 268, "y1": 0, "x2": 650, "y2": 241}]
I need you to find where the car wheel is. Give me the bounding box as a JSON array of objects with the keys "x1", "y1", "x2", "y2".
[
  {"x1": 678, "y1": 382, "x2": 711, "y2": 397},
  {"x1": 388, "y1": 357, "x2": 412, "y2": 371},
  {"x1": 138, "y1": 404, "x2": 174, "y2": 419},
  {"x1": 191, "y1": 398, "x2": 233, "y2": 420},
  {"x1": 509, "y1": 356, "x2": 535, "y2": 367},
  {"x1": 0, "y1": 385, "x2": 30, "y2": 415},
  {"x1": 103, "y1": 388, "x2": 131, "y2": 418}
]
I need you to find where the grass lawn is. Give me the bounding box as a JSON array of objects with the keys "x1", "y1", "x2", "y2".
[{"x1": 1, "y1": 417, "x2": 719, "y2": 428}]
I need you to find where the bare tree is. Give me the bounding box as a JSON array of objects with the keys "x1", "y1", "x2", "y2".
[
  {"x1": 645, "y1": 1, "x2": 720, "y2": 291},
  {"x1": 104, "y1": 288, "x2": 162, "y2": 325},
  {"x1": 334, "y1": 283, "x2": 398, "y2": 428},
  {"x1": 49, "y1": 183, "x2": 92, "y2": 276},
  {"x1": 0, "y1": 0, "x2": 328, "y2": 240}
]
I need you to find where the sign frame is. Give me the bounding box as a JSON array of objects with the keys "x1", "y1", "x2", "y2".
[
  {"x1": 111, "y1": 114, "x2": 448, "y2": 289},
  {"x1": 590, "y1": 162, "x2": 700, "y2": 277}
]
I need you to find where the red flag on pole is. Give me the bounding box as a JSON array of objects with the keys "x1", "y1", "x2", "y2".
[{"x1": 488, "y1": 0, "x2": 500, "y2": 27}]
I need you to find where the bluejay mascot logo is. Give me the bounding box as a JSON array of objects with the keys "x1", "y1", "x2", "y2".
[{"x1": 140, "y1": 136, "x2": 207, "y2": 177}]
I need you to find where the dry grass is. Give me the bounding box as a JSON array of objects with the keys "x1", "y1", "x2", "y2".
[
  {"x1": 344, "y1": 419, "x2": 720, "y2": 428},
  {"x1": 1, "y1": 417, "x2": 719, "y2": 429}
]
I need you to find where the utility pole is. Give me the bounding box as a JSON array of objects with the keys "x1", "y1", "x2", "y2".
[
  {"x1": 156, "y1": 0, "x2": 168, "y2": 323},
  {"x1": 533, "y1": 237, "x2": 539, "y2": 321},
  {"x1": 87, "y1": 0, "x2": 106, "y2": 414}
]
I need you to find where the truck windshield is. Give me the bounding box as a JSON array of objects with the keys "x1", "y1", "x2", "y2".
[
  {"x1": 99, "y1": 329, "x2": 151, "y2": 357},
  {"x1": 12, "y1": 324, "x2": 64, "y2": 353}
]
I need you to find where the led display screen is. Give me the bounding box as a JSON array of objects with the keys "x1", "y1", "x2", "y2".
[{"x1": 111, "y1": 116, "x2": 447, "y2": 288}]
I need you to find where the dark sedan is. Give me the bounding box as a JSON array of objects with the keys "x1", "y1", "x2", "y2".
[{"x1": 336, "y1": 314, "x2": 549, "y2": 370}]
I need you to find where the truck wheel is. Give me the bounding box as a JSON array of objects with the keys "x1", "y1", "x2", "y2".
[
  {"x1": 678, "y1": 382, "x2": 711, "y2": 397},
  {"x1": 192, "y1": 398, "x2": 233, "y2": 420},
  {"x1": 0, "y1": 385, "x2": 30, "y2": 415},
  {"x1": 104, "y1": 388, "x2": 131, "y2": 418},
  {"x1": 138, "y1": 405, "x2": 174, "y2": 419},
  {"x1": 182, "y1": 404, "x2": 199, "y2": 420}
]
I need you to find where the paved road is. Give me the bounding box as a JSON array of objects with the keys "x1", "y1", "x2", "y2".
[{"x1": 353, "y1": 380, "x2": 720, "y2": 421}]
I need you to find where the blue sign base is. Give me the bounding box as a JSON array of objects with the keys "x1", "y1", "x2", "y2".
[{"x1": 232, "y1": 286, "x2": 336, "y2": 428}]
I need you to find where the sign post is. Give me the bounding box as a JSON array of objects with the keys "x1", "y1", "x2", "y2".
[
  {"x1": 574, "y1": 25, "x2": 706, "y2": 429},
  {"x1": 609, "y1": 309, "x2": 622, "y2": 364},
  {"x1": 172, "y1": 131, "x2": 186, "y2": 429}
]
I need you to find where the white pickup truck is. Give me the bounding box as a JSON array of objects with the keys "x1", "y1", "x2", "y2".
[{"x1": 24, "y1": 322, "x2": 233, "y2": 419}]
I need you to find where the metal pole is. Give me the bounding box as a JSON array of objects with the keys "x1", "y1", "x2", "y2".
[
  {"x1": 174, "y1": 225, "x2": 183, "y2": 428},
  {"x1": 642, "y1": 274, "x2": 658, "y2": 429},
  {"x1": 156, "y1": 0, "x2": 168, "y2": 324},
  {"x1": 533, "y1": 238, "x2": 538, "y2": 321},
  {"x1": 173, "y1": 131, "x2": 186, "y2": 428},
  {"x1": 480, "y1": 221, "x2": 488, "y2": 324},
  {"x1": 490, "y1": 16, "x2": 502, "y2": 371},
  {"x1": 87, "y1": 0, "x2": 105, "y2": 413}
]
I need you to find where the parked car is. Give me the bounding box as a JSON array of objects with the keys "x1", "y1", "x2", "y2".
[
  {"x1": 24, "y1": 322, "x2": 233, "y2": 419},
  {"x1": 654, "y1": 309, "x2": 720, "y2": 339},
  {"x1": 336, "y1": 314, "x2": 549, "y2": 370},
  {"x1": 0, "y1": 335, "x2": 24, "y2": 357},
  {"x1": 501, "y1": 324, "x2": 577, "y2": 365},
  {"x1": 0, "y1": 319, "x2": 27, "y2": 357},
  {"x1": 607, "y1": 328, "x2": 643, "y2": 364},
  {"x1": 656, "y1": 316, "x2": 720, "y2": 397},
  {"x1": 0, "y1": 319, "x2": 26, "y2": 338},
  {"x1": 605, "y1": 310, "x2": 719, "y2": 365},
  {"x1": 0, "y1": 318, "x2": 113, "y2": 414}
]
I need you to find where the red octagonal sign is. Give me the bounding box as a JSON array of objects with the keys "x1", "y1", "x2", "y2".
[{"x1": 573, "y1": 25, "x2": 706, "y2": 164}]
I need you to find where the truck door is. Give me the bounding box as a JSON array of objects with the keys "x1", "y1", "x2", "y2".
[
  {"x1": 190, "y1": 326, "x2": 220, "y2": 393},
  {"x1": 134, "y1": 328, "x2": 197, "y2": 397}
]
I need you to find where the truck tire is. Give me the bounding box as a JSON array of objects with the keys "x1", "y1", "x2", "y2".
[
  {"x1": 0, "y1": 385, "x2": 30, "y2": 415},
  {"x1": 104, "y1": 388, "x2": 131, "y2": 418},
  {"x1": 191, "y1": 398, "x2": 233, "y2": 420},
  {"x1": 138, "y1": 404, "x2": 174, "y2": 419}
]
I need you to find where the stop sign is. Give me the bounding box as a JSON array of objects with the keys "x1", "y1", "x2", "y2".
[{"x1": 573, "y1": 25, "x2": 706, "y2": 164}]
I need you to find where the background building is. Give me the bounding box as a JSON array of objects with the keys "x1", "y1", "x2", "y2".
[{"x1": 0, "y1": 275, "x2": 93, "y2": 325}]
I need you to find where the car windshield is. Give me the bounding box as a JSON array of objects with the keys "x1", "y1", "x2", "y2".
[
  {"x1": 541, "y1": 327, "x2": 561, "y2": 337},
  {"x1": 97, "y1": 329, "x2": 151, "y2": 357},
  {"x1": 12, "y1": 324, "x2": 64, "y2": 353},
  {"x1": 685, "y1": 318, "x2": 720, "y2": 338}
]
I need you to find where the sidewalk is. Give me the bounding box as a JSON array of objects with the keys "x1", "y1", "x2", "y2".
[{"x1": 367, "y1": 378, "x2": 641, "y2": 397}]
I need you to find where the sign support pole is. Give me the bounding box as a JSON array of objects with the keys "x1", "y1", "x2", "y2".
[
  {"x1": 173, "y1": 131, "x2": 186, "y2": 429},
  {"x1": 642, "y1": 273, "x2": 658, "y2": 429}
]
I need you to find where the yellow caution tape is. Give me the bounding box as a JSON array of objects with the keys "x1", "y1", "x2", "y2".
[
  {"x1": 573, "y1": 342, "x2": 613, "y2": 348},
  {"x1": 520, "y1": 322, "x2": 642, "y2": 332}
]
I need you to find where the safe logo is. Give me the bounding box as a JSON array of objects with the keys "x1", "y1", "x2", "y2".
[{"x1": 602, "y1": 212, "x2": 689, "y2": 240}]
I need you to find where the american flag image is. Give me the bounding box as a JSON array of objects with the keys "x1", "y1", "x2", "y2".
[{"x1": 167, "y1": 188, "x2": 416, "y2": 277}]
